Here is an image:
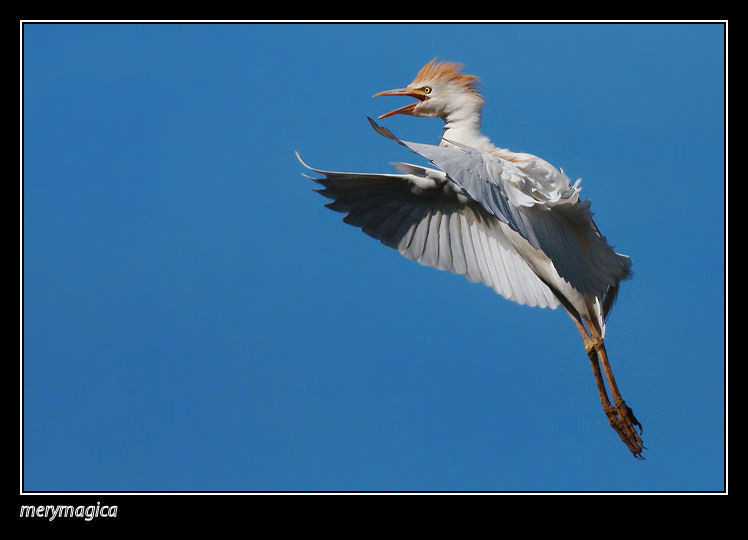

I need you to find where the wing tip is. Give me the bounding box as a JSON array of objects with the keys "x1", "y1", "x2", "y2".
[
  {"x1": 367, "y1": 116, "x2": 409, "y2": 148},
  {"x1": 295, "y1": 150, "x2": 316, "y2": 172}
]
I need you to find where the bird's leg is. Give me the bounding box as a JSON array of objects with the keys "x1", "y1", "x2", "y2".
[
  {"x1": 584, "y1": 320, "x2": 645, "y2": 459},
  {"x1": 569, "y1": 315, "x2": 615, "y2": 417}
]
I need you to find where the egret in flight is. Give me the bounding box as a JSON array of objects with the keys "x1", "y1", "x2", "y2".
[{"x1": 297, "y1": 59, "x2": 644, "y2": 458}]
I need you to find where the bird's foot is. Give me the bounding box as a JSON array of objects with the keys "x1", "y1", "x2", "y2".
[{"x1": 604, "y1": 401, "x2": 646, "y2": 459}]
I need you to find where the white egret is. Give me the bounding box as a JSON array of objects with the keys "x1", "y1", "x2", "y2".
[{"x1": 297, "y1": 59, "x2": 643, "y2": 458}]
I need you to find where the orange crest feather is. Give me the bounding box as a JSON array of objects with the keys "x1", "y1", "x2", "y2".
[{"x1": 411, "y1": 58, "x2": 482, "y2": 98}]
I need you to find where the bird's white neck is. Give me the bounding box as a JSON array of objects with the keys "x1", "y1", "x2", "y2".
[
  {"x1": 439, "y1": 103, "x2": 495, "y2": 152},
  {"x1": 438, "y1": 101, "x2": 531, "y2": 164}
]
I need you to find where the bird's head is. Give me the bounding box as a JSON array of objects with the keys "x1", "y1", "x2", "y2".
[{"x1": 373, "y1": 58, "x2": 485, "y2": 120}]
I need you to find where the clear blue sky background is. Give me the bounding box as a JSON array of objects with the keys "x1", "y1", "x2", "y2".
[{"x1": 23, "y1": 23, "x2": 725, "y2": 492}]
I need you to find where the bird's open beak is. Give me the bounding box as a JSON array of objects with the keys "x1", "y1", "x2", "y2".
[{"x1": 373, "y1": 87, "x2": 428, "y2": 119}]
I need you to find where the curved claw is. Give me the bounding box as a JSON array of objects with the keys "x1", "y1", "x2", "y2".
[
  {"x1": 604, "y1": 401, "x2": 645, "y2": 458},
  {"x1": 625, "y1": 404, "x2": 644, "y2": 435}
]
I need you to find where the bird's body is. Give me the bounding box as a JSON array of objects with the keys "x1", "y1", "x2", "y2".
[{"x1": 298, "y1": 59, "x2": 644, "y2": 457}]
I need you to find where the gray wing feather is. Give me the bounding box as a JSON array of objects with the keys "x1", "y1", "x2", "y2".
[
  {"x1": 437, "y1": 212, "x2": 452, "y2": 271},
  {"x1": 469, "y1": 216, "x2": 498, "y2": 293},
  {"x1": 458, "y1": 212, "x2": 482, "y2": 285},
  {"x1": 365, "y1": 119, "x2": 631, "y2": 299},
  {"x1": 448, "y1": 213, "x2": 467, "y2": 275},
  {"x1": 298, "y1": 152, "x2": 559, "y2": 309},
  {"x1": 406, "y1": 208, "x2": 432, "y2": 262}
]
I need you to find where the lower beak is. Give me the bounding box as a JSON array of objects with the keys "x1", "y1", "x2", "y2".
[{"x1": 373, "y1": 88, "x2": 427, "y2": 119}]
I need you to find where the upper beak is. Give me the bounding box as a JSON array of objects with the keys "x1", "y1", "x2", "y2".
[{"x1": 372, "y1": 87, "x2": 428, "y2": 119}]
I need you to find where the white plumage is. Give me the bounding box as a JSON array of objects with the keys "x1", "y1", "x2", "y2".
[{"x1": 298, "y1": 59, "x2": 644, "y2": 458}]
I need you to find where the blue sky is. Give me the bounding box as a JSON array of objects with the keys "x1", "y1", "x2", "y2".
[{"x1": 23, "y1": 23, "x2": 725, "y2": 492}]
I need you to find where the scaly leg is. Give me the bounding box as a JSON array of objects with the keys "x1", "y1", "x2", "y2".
[
  {"x1": 568, "y1": 314, "x2": 615, "y2": 414},
  {"x1": 583, "y1": 318, "x2": 645, "y2": 459}
]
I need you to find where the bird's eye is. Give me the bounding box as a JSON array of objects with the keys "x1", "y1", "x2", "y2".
[{"x1": 422, "y1": 86, "x2": 432, "y2": 94}]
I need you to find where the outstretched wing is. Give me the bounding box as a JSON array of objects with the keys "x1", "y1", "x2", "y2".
[
  {"x1": 297, "y1": 152, "x2": 560, "y2": 309},
  {"x1": 367, "y1": 118, "x2": 631, "y2": 302}
]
